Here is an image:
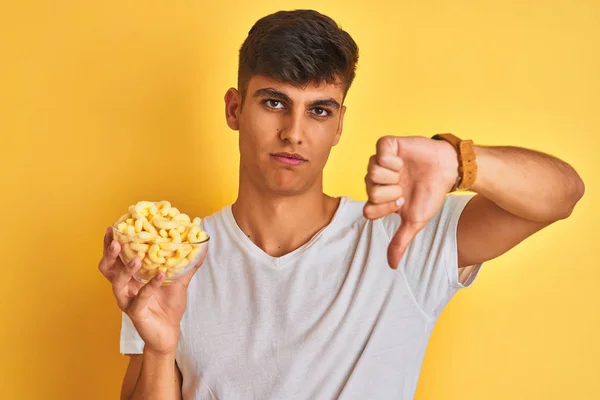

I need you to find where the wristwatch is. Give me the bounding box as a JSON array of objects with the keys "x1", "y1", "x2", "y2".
[{"x1": 431, "y1": 133, "x2": 477, "y2": 191}]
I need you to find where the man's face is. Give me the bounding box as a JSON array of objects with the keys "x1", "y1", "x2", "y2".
[{"x1": 224, "y1": 75, "x2": 346, "y2": 195}]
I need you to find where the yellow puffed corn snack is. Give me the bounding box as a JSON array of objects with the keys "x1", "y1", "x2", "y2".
[{"x1": 112, "y1": 200, "x2": 209, "y2": 284}]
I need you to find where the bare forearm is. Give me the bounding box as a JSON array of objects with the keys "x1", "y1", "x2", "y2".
[
  {"x1": 130, "y1": 350, "x2": 181, "y2": 400},
  {"x1": 470, "y1": 145, "x2": 585, "y2": 222}
]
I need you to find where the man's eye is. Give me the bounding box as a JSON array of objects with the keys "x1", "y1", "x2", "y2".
[
  {"x1": 264, "y1": 100, "x2": 284, "y2": 109},
  {"x1": 312, "y1": 108, "x2": 331, "y2": 117}
]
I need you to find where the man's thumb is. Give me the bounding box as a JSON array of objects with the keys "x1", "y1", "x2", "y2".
[{"x1": 387, "y1": 222, "x2": 418, "y2": 269}]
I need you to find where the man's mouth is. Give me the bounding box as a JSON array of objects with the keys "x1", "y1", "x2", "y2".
[{"x1": 270, "y1": 152, "x2": 307, "y2": 166}]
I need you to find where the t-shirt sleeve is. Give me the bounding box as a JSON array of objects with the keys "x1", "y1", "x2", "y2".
[
  {"x1": 120, "y1": 312, "x2": 145, "y2": 355},
  {"x1": 380, "y1": 193, "x2": 483, "y2": 318}
]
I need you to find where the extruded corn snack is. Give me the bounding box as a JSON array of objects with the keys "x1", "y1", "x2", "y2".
[{"x1": 112, "y1": 200, "x2": 209, "y2": 282}]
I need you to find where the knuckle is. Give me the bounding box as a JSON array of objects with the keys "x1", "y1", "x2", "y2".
[
  {"x1": 376, "y1": 153, "x2": 388, "y2": 168},
  {"x1": 370, "y1": 192, "x2": 382, "y2": 204},
  {"x1": 376, "y1": 135, "x2": 390, "y2": 149},
  {"x1": 111, "y1": 276, "x2": 122, "y2": 289},
  {"x1": 376, "y1": 136, "x2": 395, "y2": 154},
  {"x1": 396, "y1": 157, "x2": 404, "y2": 170},
  {"x1": 363, "y1": 207, "x2": 376, "y2": 220},
  {"x1": 367, "y1": 158, "x2": 376, "y2": 172},
  {"x1": 98, "y1": 260, "x2": 108, "y2": 274},
  {"x1": 367, "y1": 170, "x2": 381, "y2": 183}
]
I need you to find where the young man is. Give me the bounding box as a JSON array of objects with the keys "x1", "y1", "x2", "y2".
[{"x1": 98, "y1": 9, "x2": 585, "y2": 400}]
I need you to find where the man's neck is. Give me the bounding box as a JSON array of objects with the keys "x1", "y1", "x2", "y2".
[{"x1": 231, "y1": 185, "x2": 340, "y2": 258}]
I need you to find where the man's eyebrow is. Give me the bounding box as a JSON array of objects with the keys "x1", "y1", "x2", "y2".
[
  {"x1": 309, "y1": 98, "x2": 341, "y2": 110},
  {"x1": 253, "y1": 88, "x2": 292, "y2": 103}
]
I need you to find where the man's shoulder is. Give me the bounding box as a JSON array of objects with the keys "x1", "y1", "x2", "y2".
[
  {"x1": 336, "y1": 196, "x2": 398, "y2": 231},
  {"x1": 199, "y1": 204, "x2": 230, "y2": 230},
  {"x1": 347, "y1": 194, "x2": 477, "y2": 240},
  {"x1": 338, "y1": 196, "x2": 365, "y2": 220}
]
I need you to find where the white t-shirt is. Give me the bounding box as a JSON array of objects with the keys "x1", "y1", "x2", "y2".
[{"x1": 120, "y1": 194, "x2": 482, "y2": 399}]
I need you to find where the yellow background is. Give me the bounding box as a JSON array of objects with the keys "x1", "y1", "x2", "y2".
[{"x1": 1, "y1": 0, "x2": 598, "y2": 399}]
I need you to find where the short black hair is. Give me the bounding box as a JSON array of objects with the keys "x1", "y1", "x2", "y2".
[{"x1": 238, "y1": 9, "x2": 359, "y2": 104}]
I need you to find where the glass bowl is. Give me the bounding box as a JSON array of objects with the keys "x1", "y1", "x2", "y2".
[{"x1": 112, "y1": 226, "x2": 210, "y2": 285}]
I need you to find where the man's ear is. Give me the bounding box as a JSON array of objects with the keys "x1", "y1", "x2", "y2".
[
  {"x1": 224, "y1": 88, "x2": 241, "y2": 131},
  {"x1": 332, "y1": 105, "x2": 346, "y2": 146}
]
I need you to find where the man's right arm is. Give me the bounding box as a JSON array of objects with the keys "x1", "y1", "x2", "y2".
[
  {"x1": 121, "y1": 351, "x2": 182, "y2": 400},
  {"x1": 98, "y1": 227, "x2": 208, "y2": 400}
]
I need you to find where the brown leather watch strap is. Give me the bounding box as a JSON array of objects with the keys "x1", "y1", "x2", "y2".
[{"x1": 431, "y1": 133, "x2": 477, "y2": 191}]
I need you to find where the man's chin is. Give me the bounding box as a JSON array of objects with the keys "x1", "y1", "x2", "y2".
[{"x1": 266, "y1": 180, "x2": 309, "y2": 196}]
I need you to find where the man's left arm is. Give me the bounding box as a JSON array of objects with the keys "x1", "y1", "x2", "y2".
[
  {"x1": 363, "y1": 135, "x2": 585, "y2": 270},
  {"x1": 454, "y1": 145, "x2": 585, "y2": 268}
]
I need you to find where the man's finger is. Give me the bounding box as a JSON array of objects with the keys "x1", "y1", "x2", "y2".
[
  {"x1": 375, "y1": 137, "x2": 403, "y2": 171},
  {"x1": 127, "y1": 272, "x2": 166, "y2": 315},
  {"x1": 103, "y1": 226, "x2": 113, "y2": 255},
  {"x1": 376, "y1": 136, "x2": 400, "y2": 157},
  {"x1": 376, "y1": 153, "x2": 403, "y2": 172},
  {"x1": 363, "y1": 198, "x2": 404, "y2": 220},
  {"x1": 387, "y1": 221, "x2": 422, "y2": 269},
  {"x1": 366, "y1": 159, "x2": 401, "y2": 185},
  {"x1": 179, "y1": 246, "x2": 209, "y2": 288},
  {"x1": 368, "y1": 184, "x2": 403, "y2": 205},
  {"x1": 98, "y1": 235, "x2": 121, "y2": 277},
  {"x1": 112, "y1": 257, "x2": 141, "y2": 293}
]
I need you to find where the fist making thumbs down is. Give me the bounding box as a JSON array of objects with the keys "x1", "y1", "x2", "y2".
[{"x1": 363, "y1": 136, "x2": 459, "y2": 269}]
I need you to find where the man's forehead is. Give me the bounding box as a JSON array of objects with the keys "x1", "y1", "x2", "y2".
[{"x1": 247, "y1": 75, "x2": 344, "y2": 100}]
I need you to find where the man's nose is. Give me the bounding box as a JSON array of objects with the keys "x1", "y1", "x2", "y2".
[{"x1": 278, "y1": 112, "x2": 304, "y2": 145}]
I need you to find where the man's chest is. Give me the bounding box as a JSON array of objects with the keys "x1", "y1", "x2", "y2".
[{"x1": 175, "y1": 247, "x2": 429, "y2": 399}]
